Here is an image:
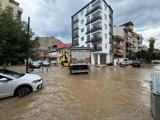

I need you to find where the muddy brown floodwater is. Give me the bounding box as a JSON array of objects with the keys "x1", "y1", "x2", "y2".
[{"x1": 1, "y1": 64, "x2": 159, "y2": 120}]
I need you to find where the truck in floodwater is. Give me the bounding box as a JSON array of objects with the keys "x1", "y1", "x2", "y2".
[{"x1": 69, "y1": 47, "x2": 91, "y2": 74}]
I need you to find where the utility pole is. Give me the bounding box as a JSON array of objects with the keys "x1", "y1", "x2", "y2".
[{"x1": 26, "y1": 17, "x2": 30, "y2": 73}]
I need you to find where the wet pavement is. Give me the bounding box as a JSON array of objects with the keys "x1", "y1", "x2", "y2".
[{"x1": 1, "y1": 64, "x2": 160, "y2": 120}]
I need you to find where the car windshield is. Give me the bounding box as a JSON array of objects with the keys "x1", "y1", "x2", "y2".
[{"x1": 0, "y1": 69, "x2": 25, "y2": 79}]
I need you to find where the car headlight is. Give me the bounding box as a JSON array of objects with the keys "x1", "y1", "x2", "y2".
[{"x1": 32, "y1": 79, "x2": 42, "y2": 83}]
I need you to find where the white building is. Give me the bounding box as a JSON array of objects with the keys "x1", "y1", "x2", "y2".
[{"x1": 72, "y1": 0, "x2": 113, "y2": 65}]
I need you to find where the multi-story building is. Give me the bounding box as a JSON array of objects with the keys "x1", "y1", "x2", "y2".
[
  {"x1": 0, "y1": 0, "x2": 23, "y2": 19},
  {"x1": 72, "y1": 0, "x2": 113, "y2": 65},
  {"x1": 37, "y1": 37, "x2": 55, "y2": 58},
  {"x1": 113, "y1": 21, "x2": 143, "y2": 59}
]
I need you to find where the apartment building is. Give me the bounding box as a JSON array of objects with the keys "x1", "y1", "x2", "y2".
[
  {"x1": 72, "y1": 0, "x2": 113, "y2": 65},
  {"x1": 113, "y1": 21, "x2": 143, "y2": 59},
  {"x1": 0, "y1": 0, "x2": 23, "y2": 19}
]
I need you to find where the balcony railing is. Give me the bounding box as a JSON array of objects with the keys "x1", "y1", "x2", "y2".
[
  {"x1": 73, "y1": 19, "x2": 79, "y2": 24},
  {"x1": 73, "y1": 27, "x2": 79, "y2": 31},
  {"x1": 85, "y1": 6, "x2": 102, "y2": 16},
  {"x1": 73, "y1": 34, "x2": 79, "y2": 39},
  {"x1": 86, "y1": 16, "x2": 102, "y2": 25},
  {"x1": 91, "y1": 16, "x2": 102, "y2": 23},
  {"x1": 72, "y1": 40, "x2": 79, "y2": 46},
  {"x1": 86, "y1": 26, "x2": 102, "y2": 34},
  {"x1": 92, "y1": 47, "x2": 102, "y2": 52},
  {"x1": 90, "y1": 26, "x2": 102, "y2": 33},
  {"x1": 91, "y1": 36, "x2": 102, "y2": 42}
]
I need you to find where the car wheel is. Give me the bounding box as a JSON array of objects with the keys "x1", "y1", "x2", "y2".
[{"x1": 15, "y1": 86, "x2": 32, "y2": 97}]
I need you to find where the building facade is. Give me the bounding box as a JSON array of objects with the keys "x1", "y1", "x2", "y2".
[
  {"x1": 0, "y1": 0, "x2": 23, "y2": 19},
  {"x1": 113, "y1": 22, "x2": 143, "y2": 59},
  {"x1": 72, "y1": 0, "x2": 113, "y2": 65},
  {"x1": 37, "y1": 37, "x2": 55, "y2": 59}
]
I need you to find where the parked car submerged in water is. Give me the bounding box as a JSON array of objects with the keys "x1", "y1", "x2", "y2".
[
  {"x1": 42, "y1": 60, "x2": 50, "y2": 66},
  {"x1": 31, "y1": 61, "x2": 41, "y2": 68},
  {"x1": 132, "y1": 60, "x2": 141, "y2": 67},
  {"x1": 117, "y1": 58, "x2": 130, "y2": 66},
  {"x1": 0, "y1": 69, "x2": 43, "y2": 99}
]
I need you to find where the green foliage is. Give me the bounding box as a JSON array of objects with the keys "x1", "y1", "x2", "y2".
[
  {"x1": 0, "y1": 7, "x2": 39, "y2": 64},
  {"x1": 133, "y1": 37, "x2": 160, "y2": 62}
]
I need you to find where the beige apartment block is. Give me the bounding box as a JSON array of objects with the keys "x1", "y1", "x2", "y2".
[
  {"x1": 113, "y1": 21, "x2": 143, "y2": 58},
  {"x1": 0, "y1": 0, "x2": 23, "y2": 19}
]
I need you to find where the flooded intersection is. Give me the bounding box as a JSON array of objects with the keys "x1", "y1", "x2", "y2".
[{"x1": 0, "y1": 65, "x2": 158, "y2": 120}]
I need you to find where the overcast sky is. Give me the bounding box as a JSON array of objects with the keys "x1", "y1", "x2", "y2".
[{"x1": 17, "y1": 0, "x2": 160, "y2": 48}]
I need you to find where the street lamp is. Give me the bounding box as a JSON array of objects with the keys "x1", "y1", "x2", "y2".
[{"x1": 26, "y1": 17, "x2": 30, "y2": 73}]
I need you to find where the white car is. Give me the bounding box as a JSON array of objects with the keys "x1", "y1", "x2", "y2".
[
  {"x1": 0, "y1": 69, "x2": 43, "y2": 99},
  {"x1": 117, "y1": 58, "x2": 130, "y2": 65},
  {"x1": 42, "y1": 60, "x2": 50, "y2": 66},
  {"x1": 31, "y1": 61, "x2": 41, "y2": 68}
]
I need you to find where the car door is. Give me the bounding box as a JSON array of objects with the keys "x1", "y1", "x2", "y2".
[{"x1": 0, "y1": 75, "x2": 12, "y2": 98}]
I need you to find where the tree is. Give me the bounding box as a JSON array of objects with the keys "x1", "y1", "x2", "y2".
[
  {"x1": 0, "y1": 7, "x2": 38, "y2": 64},
  {"x1": 148, "y1": 37, "x2": 155, "y2": 61}
]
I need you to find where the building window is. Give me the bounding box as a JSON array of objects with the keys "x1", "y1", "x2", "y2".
[
  {"x1": 105, "y1": 14, "x2": 107, "y2": 20},
  {"x1": 105, "y1": 24, "x2": 107, "y2": 30},
  {"x1": 81, "y1": 28, "x2": 84, "y2": 33},
  {"x1": 81, "y1": 37, "x2": 84, "y2": 41},
  {"x1": 87, "y1": 44, "x2": 90, "y2": 48},
  {"x1": 81, "y1": 19, "x2": 84, "y2": 24},
  {"x1": 105, "y1": 34, "x2": 107, "y2": 39}
]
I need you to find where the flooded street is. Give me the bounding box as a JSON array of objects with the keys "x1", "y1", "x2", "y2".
[{"x1": 1, "y1": 64, "x2": 159, "y2": 120}]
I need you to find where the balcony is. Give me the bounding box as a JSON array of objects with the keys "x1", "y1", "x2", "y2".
[
  {"x1": 90, "y1": 26, "x2": 102, "y2": 33},
  {"x1": 92, "y1": 47, "x2": 102, "y2": 52},
  {"x1": 91, "y1": 36, "x2": 102, "y2": 42},
  {"x1": 85, "y1": 6, "x2": 102, "y2": 16},
  {"x1": 73, "y1": 34, "x2": 79, "y2": 39},
  {"x1": 73, "y1": 27, "x2": 79, "y2": 31},
  {"x1": 91, "y1": 16, "x2": 102, "y2": 24},
  {"x1": 73, "y1": 19, "x2": 79, "y2": 24},
  {"x1": 72, "y1": 40, "x2": 79, "y2": 46}
]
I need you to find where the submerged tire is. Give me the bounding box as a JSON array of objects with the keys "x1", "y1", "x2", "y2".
[{"x1": 14, "y1": 85, "x2": 32, "y2": 97}]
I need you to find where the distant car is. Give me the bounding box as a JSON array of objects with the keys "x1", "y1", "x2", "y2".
[
  {"x1": 50, "y1": 60, "x2": 58, "y2": 65},
  {"x1": 42, "y1": 60, "x2": 50, "y2": 66},
  {"x1": 132, "y1": 60, "x2": 141, "y2": 67},
  {"x1": 118, "y1": 58, "x2": 130, "y2": 66},
  {"x1": 0, "y1": 69, "x2": 43, "y2": 98},
  {"x1": 31, "y1": 61, "x2": 41, "y2": 68},
  {"x1": 151, "y1": 60, "x2": 160, "y2": 64}
]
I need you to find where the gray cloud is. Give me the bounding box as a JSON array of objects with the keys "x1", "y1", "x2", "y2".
[{"x1": 17, "y1": 0, "x2": 160, "y2": 47}]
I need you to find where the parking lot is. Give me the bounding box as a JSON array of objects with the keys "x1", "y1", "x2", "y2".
[{"x1": 0, "y1": 64, "x2": 159, "y2": 120}]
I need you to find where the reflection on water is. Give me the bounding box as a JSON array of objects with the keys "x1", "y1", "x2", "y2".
[{"x1": 1, "y1": 64, "x2": 159, "y2": 120}]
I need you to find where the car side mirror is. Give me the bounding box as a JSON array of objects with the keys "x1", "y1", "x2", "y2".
[{"x1": 0, "y1": 78, "x2": 8, "y2": 82}]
